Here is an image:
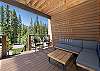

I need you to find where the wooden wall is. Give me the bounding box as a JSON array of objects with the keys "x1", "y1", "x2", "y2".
[{"x1": 51, "y1": 0, "x2": 100, "y2": 44}]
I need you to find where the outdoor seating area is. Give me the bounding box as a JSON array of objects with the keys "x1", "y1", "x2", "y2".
[
  {"x1": 0, "y1": 0, "x2": 100, "y2": 71},
  {"x1": 55, "y1": 38, "x2": 100, "y2": 71}
]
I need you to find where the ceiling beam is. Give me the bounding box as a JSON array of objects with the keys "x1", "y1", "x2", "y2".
[
  {"x1": 26, "y1": 0, "x2": 34, "y2": 6},
  {"x1": 36, "y1": 0, "x2": 47, "y2": 9},
  {"x1": 38, "y1": 1, "x2": 46, "y2": 9},
  {"x1": 26, "y1": 0, "x2": 38, "y2": 8},
  {"x1": 46, "y1": 0, "x2": 66, "y2": 14},
  {"x1": 33, "y1": 0, "x2": 40, "y2": 7},
  {"x1": 0, "y1": 0, "x2": 51, "y2": 19}
]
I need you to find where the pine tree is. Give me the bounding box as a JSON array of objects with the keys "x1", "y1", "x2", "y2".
[
  {"x1": 11, "y1": 9, "x2": 19, "y2": 43},
  {"x1": 34, "y1": 16, "x2": 39, "y2": 35},
  {"x1": 10, "y1": 11, "x2": 14, "y2": 44},
  {"x1": 0, "y1": 5, "x2": 5, "y2": 32},
  {"x1": 18, "y1": 14, "x2": 22, "y2": 43},
  {"x1": 29, "y1": 17, "x2": 33, "y2": 34},
  {"x1": 5, "y1": 5, "x2": 11, "y2": 39}
]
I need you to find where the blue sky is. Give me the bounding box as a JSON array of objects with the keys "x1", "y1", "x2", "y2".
[{"x1": 0, "y1": 2, "x2": 48, "y2": 26}]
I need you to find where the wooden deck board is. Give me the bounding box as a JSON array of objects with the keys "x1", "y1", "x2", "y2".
[{"x1": 0, "y1": 48, "x2": 86, "y2": 71}]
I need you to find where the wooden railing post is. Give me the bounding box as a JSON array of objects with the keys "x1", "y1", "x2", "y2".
[
  {"x1": 27, "y1": 35, "x2": 32, "y2": 50},
  {"x1": 2, "y1": 34, "x2": 7, "y2": 58}
]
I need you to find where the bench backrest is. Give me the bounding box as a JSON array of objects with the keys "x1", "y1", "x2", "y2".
[
  {"x1": 56, "y1": 39, "x2": 83, "y2": 48},
  {"x1": 83, "y1": 40, "x2": 98, "y2": 50},
  {"x1": 58, "y1": 38, "x2": 67, "y2": 44},
  {"x1": 68, "y1": 39, "x2": 83, "y2": 48},
  {"x1": 97, "y1": 43, "x2": 100, "y2": 67}
]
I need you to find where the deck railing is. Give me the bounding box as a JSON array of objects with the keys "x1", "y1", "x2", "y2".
[{"x1": 27, "y1": 34, "x2": 50, "y2": 51}]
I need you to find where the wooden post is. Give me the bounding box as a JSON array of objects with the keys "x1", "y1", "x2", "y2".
[
  {"x1": 27, "y1": 35, "x2": 32, "y2": 50},
  {"x1": 29, "y1": 35, "x2": 32, "y2": 50},
  {"x1": 2, "y1": 34, "x2": 7, "y2": 59}
]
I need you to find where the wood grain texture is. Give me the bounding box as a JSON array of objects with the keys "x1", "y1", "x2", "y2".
[
  {"x1": 2, "y1": 34, "x2": 7, "y2": 58},
  {"x1": 1, "y1": 48, "x2": 79, "y2": 71},
  {"x1": 51, "y1": 0, "x2": 100, "y2": 44},
  {"x1": 48, "y1": 49, "x2": 73, "y2": 65},
  {"x1": 1, "y1": 0, "x2": 51, "y2": 19},
  {"x1": 16, "y1": 0, "x2": 93, "y2": 16},
  {"x1": 97, "y1": 0, "x2": 100, "y2": 42}
]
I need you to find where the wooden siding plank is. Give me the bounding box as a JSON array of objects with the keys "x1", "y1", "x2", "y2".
[{"x1": 51, "y1": 0, "x2": 100, "y2": 44}]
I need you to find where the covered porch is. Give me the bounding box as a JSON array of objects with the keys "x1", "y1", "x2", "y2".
[{"x1": 0, "y1": 0, "x2": 100, "y2": 71}]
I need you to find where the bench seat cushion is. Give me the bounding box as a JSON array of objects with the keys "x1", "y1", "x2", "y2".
[{"x1": 77, "y1": 49, "x2": 100, "y2": 71}]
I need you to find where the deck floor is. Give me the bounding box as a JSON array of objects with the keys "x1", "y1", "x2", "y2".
[{"x1": 0, "y1": 47, "x2": 86, "y2": 71}]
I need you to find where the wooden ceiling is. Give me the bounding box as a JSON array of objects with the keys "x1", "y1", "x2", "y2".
[
  {"x1": 16, "y1": 0, "x2": 88, "y2": 16},
  {"x1": 16, "y1": 0, "x2": 66, "y2": 16}
]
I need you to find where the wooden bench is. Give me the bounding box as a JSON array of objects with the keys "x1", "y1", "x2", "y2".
[{"x1": 47, "y1": 49, "x2": 73, "y2": 71}]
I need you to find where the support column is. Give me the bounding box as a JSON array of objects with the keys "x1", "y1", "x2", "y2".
[
  {"x1": 48, "y1": 19, "x2": 52, "y2": 42},
  {"x1": 2, "y1": 34, "x2": 7, "y2": 58},
  {"x1": 27, "y1": 35, "x2": 32, "y2": 50}
]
